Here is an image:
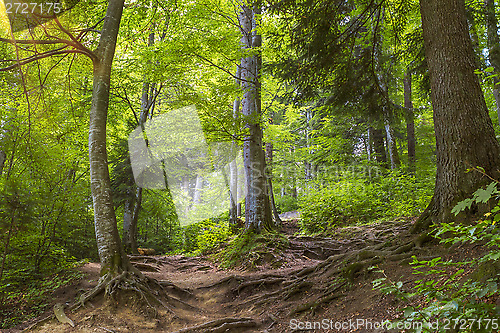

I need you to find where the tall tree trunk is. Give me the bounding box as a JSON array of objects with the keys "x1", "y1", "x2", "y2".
[
  {"x1": 266, "y1": 142, "x2": 282, "y2": 226},
  {"x1": 122, "y1": 31, "x2": 154, "y2": 254},
  {"x1": 239, "y1": 1, "x2": 273, "y2": 233},
  {"x1": 0, "y1": 150, "x2": 5, "y2": 176},
  {"x1": 371, "y1": 128, "x2": 387, "y2": 167},
  {"x1": 229, "y1": 66, "x2": 241, "y2": 226},
  {"x1": 193, "y1": 175, "x2": 203, "y2": 205},
  {"x1": 122, "y1": 196, "x2": 134, "y2": 253},
  {"x1": 404, "y1": 71, "x2": 416, "y2": 173},
  {"x1": 415, "y1": 0, "x2": 500, "y2": 231},
  {"x1": 129, "y1": 187, "x2": 141, "y2": 253},
  {"x1": 485, "y1": 0, "x2": 500, "y2": 126},
  {"x1": 89, "y1": 0, "x2": 132, "y2": 276},
  {"x1": 384, "y1": 108, "x2": 400, "y2": 170}
]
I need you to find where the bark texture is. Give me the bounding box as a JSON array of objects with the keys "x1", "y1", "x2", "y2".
[
  {"x1": 89, "y1": 0, "x2": 131, "y2": 275},
  {"x1": 239, "y1": 1, "x2": 273, "y2": 232},
  {"x1": 415, "y1": 0, "x2": 500, "y2": 231}
]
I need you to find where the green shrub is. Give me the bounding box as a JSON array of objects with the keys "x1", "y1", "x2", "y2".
[
  {"x1": 372, "y1": 181, "x2": 500, "y2": 332},
  {"x1": 298, "y1": 171, "x2": 433, "y2": 234},
  {"x1": 178, "y1": 212, "x2": 233, "y2": 254},
  {"x1": 275, "y1": 195, "x2": 299, "y2": 213}
]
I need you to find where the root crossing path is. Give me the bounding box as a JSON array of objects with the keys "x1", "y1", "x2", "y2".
[{"x1": 21, "y1": 218, "x2": 436, "y2": 333}]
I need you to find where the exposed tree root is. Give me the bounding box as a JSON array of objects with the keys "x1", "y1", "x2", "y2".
[
  {"x1": 132, "y1": 262, "x2": 161, "y2": 272},
  {"x1": 72, "y1": 270, "x2": 176, "y2": 315},
  {"x1": 199, "y1": 275, "x2": 245, "y2": 289},
  {"x1": 171, "y1": 317, "x2": 257, "y2": 333},
  {"x1": 232, "y1": 277, "x2": 285, "y2": 294},
  {"x1": 225, "y1": 225, "x2": 434, "y2": 317}
]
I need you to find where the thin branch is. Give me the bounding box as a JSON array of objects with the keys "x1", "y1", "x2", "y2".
[
  {"x1": 190, "y1": 52, "x2": 253, "y2": 85},
  {"x1": 0, "y1": 49, "x2": 85, "y2": 72}
]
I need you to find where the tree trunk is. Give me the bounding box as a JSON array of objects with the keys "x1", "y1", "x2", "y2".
[
  {"x1": 414, "y1": 0, "x2": 500, "y2": 231},
  {"x1": 0, "y1": 150, "x2": 5, "y2": 176},
  {"x1": 230, "y1": 66, "x2": 241, "y2": 226},
  {"x1": 485, "y1": 0, "x2": 500, "y2": 126},
  {"x1": 122, "y1": 196, "x2": 134, "y2": 253},
  {"x1": 384, "y1": 108, "x2": 400, "y2": 170},
  {"x1": 122, "y1": 31, "x2": 154, "y2": 254},
  {"x1": 193, "y1": 175, "x2": 203, "y2": 205},
  {"x1": 266, "y1": 142, "x2": 282, "y2": 226},
  {"x1": 239, "y1": 1, "x2": 273, "y2": 233},
  {"x1": 371, "y1": 128, "x2": 387, "y2": 167},
  {"x1": 404, "y1": 71, "x2": 416, "y2": 173},
  {"x1": 129, "y1": 187, "x2": 141, "y2": 253},
  {"x1": 89, "y1": 0, "x2": 132, "y2": 276},
  {"x1": 229, "y1": 159, "x2": 238, "y2": 223}
]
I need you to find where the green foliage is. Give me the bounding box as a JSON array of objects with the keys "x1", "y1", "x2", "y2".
[
  {"x1": 274, "y1": 195, "x2": 299, "y2": 213},
  {"x1": 372, "y1": 181, "x2": 500, "y2": 332},
  {"x1": 299, "y1": 171, "x2": 433, "y2": 234},
  {"x1": 0, "y1": 263, "x2": 84, "y2": 328},
  {"x1": 175, "y1": 213, "x2": 234, "y2": 255}
]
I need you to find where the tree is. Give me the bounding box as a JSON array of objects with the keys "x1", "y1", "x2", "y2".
[
  {"x1": 0, "y1": 151, "x2": 5, "y2": 176},
  {"x1": 238, "y1": 0, "x2": 274, "y2": 232},
  {"x1": 404, "y1": 71, "x2": 416, "y2": 174},
  {"x1": 413, "y1": 0, "x2": 500, "y2": 231}
]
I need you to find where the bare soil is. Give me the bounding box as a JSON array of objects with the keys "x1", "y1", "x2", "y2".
[{"x1": 5, "y1": 218, "x2": 497, "y2": 333}]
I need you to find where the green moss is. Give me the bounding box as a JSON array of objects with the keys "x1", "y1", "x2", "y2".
[{"x1": 215, "y1": 231, "x2": 289, "y2": 269}]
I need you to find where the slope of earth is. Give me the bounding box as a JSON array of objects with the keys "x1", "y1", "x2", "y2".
[{"x1": 6, "y1": 217, "x2": 497, "y2": 333}]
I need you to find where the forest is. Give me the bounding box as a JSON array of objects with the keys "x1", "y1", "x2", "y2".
[{"x1": 0, "y1": 0, "x2": 499, "y2": 331}]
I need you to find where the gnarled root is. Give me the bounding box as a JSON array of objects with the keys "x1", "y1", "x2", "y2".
[
  {"x1": 72, "y1": 270, "x2": 175, "y2": 314},
  {"x1": 172, "y1": 317, "x2": 257, "y2": 333}
]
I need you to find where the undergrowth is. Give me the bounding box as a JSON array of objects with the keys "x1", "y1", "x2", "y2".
[
  {"x1": 215, "y1": 231, "x2": 290, "y2": 269},
  {"x1": 0, "y1": 261, "x2": 85, "y2": 328},
  {"x1": 372, "y1": 179, "x2": 500, "y2": 332},
  {"x1": 299, "y1": 170, "x2": 433, "y2": 234}
]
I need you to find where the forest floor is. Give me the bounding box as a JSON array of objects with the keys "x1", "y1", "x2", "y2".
[{"x1": 6, "y1": 216, "x2": 497, "y2": 333}]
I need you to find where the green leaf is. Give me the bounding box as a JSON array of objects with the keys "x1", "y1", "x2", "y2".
[
  {"x1": 452, "y1": 198, "x2": 472, "y2": 215},
  {"x1": 396, "y1": 281, "x2": 403, "y2": 289},
  {"x1": 474, "y1": 182, "x2": 498, "y2": 203},
  {"x1": 476, "y1": 288, "x2": 488, "y2": 298},
  {"x1": 403, "y1": 306, "x2": 414, "y2": 317}
]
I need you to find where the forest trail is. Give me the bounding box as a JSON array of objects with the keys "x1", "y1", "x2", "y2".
[{"x1": 9, "y1": 217, "x2": 488, "y2": 333}]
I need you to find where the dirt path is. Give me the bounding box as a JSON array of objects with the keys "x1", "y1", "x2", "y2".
[{"x1": 10, "y1": 217, "x2": 486, "y2": 333}]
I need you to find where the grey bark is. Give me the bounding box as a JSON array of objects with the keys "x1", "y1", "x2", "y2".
[
  {"x1": 414, "y1": 0, "x2": 500, "y2": 231},
  {"x1": 193, "y1": 175, "x2": 203, "y2": 205},
  {"x1": 404, "y1": 71, "x2": 416, "y2": 173},
  {"x1": 230, "y1": 66, "x2": 241, "y2": 226},
  {"x1": 89, "y1": 0, "x2": 132, "y2": 275},
  {"x1": 239, "y1": 1, "x2": 273, "y2": 232},
  {"x1": 384, "y1": 109, "x2": 400, "y2": 170}
]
